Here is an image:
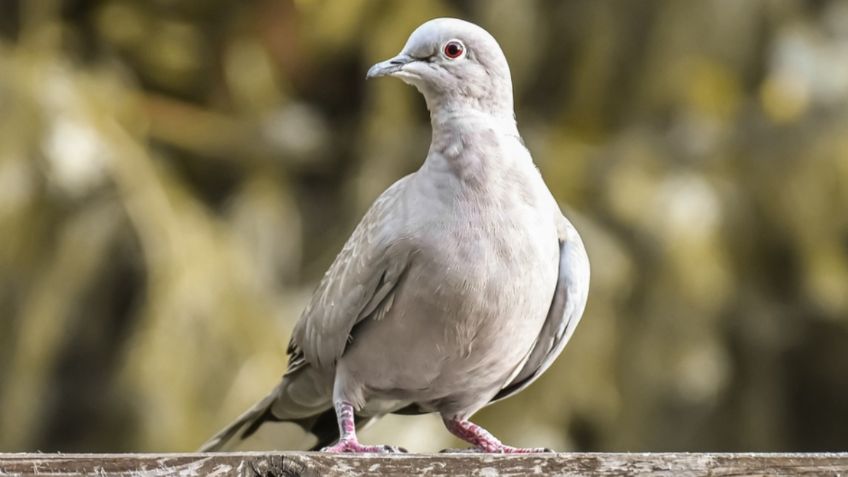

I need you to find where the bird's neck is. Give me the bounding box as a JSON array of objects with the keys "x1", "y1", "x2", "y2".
[
  {"x1": 422, "y1": 107, "x2": 530, "y2": 189},
  {"x1": 429, "y1": 107, "x2": 519, "y2": 140}
]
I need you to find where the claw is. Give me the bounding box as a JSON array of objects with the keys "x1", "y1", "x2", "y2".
[
  {"x1": 384, "y1": 445, "x2": 408, "y2": 453},
  {"x1": 322, "y1": 439, "x2": 407, "y2": 454},
  {"x1": 487, "y1": 445, "x2": 552, "y2": 454}
]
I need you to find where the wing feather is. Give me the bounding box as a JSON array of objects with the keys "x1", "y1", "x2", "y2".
[
  {"x1": 492, "y1": 216, "x2": 590, "y2": 402},
  {"x1": 289, "y1": 176, "x2": 414, "y2": 370}
]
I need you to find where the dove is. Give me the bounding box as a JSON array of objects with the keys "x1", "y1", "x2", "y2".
[{"x1": 201, "y1": 17, "x2": 590, "y2": 454}]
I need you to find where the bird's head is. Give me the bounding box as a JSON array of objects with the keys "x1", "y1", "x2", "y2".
[{"x1": 367, "y1": 18, "x2": 514, "y2": 119}]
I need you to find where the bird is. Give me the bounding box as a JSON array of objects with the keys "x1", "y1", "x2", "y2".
[{"x1": 201, "y1": 17, "x2": 590, "y2": 454}]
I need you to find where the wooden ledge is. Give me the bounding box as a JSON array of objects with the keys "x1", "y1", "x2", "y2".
[{"x1": 1, "y1": 452, "x2": 846, "y2": 476}]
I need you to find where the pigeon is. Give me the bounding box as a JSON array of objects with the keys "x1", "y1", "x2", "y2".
[{"x1": 201, "y1": 17, "x2": 590, "y2": 454}]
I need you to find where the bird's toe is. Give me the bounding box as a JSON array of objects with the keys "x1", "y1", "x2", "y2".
[
  {"x1": 321, "y1": 440, "x2": 407, "y2": 454},
  {"x1": 492, "y1": 445, "x2": 553, "y2": 454},
  {"x1": 381, "y1": 445, "x2": 408, "y2": 453}
]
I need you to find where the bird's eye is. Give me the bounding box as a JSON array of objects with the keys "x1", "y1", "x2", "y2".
[{"x1": 443, "y1": 40, "x2": 465, "y2": 59}]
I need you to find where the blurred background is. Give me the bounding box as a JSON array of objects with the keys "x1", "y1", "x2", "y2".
[{"x1": 1, "y1": 0, "x2": 847, "y2": 453}]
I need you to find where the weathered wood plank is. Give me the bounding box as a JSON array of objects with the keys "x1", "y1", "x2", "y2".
[{"x1": 0, "y1": 452, "x2": 846, "y2": 477}]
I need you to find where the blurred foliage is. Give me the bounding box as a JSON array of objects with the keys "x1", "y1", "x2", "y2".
[{"x1": 0, "y1": 0, "x2": 847, "y2": 453}]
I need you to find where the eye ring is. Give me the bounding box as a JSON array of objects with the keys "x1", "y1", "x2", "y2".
[{"x1": 443, "y1": 40, "x2": 465, "y2": 60}]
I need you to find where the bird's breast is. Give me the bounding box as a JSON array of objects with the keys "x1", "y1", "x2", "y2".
[
  {"x1": 399, "y1": 194, "x2": 559, "y2": 366},
  {"x1": 339, "y1": 162, "x2": 560, "y2": 408}
]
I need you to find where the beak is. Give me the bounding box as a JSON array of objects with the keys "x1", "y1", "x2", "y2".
[{"x1": 366, "y1": 54, "x2": 415, "y2": 79}]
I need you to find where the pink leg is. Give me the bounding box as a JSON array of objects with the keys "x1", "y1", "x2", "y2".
[
  {"x1": 443, "y1": 417, "x2": 551, "y2": 454},
  {"x1": 321, "y1": 401, "x2": 405, "y2": 453}
]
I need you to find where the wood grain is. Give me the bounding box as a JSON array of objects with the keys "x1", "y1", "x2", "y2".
[{"x1": 0, "y1": 452, "x2": 846, "y2": 476}]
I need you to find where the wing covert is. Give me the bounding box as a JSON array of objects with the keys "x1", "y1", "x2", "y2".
[{"x1": 290, "y1": 176, "x2": 413, "y2": 370}]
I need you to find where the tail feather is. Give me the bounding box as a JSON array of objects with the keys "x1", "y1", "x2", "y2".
[
  {"x1": 200, "y1": 372, "x2": 381, "y2": 452},
  {"x1": 200, "y1": 393, "x2": 280, "y2": 452}
]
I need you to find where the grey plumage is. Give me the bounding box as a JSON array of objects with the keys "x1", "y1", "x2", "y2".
[{"x1": 201, "y1": 17, "x2": 589, "y2": 453}]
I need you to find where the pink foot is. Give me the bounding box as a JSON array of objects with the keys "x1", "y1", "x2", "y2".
[
  {"x1": 441, "y1": 445, "x2": 552, "y2": 454},
  {"x1": 482, "y1": 444, "x2": 552, "y2": 454},
  {"x1": 321, "y1": 438, "x2": 406, "y2": 454},
  {"x1": 443, "y1": 417, "x2": 553, "y2": 454},
  {"x1": 321, "y1": 401, "x2": 408, "y2": 453}
]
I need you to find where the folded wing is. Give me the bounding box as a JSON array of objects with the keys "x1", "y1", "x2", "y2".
[{"x1": 492, "y1": 216, "x2": 590, "y2": 402}]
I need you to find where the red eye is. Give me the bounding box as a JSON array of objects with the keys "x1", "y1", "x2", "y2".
[{"x1": 443, "y1": 40, "x2": 464, "y2": 59}]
